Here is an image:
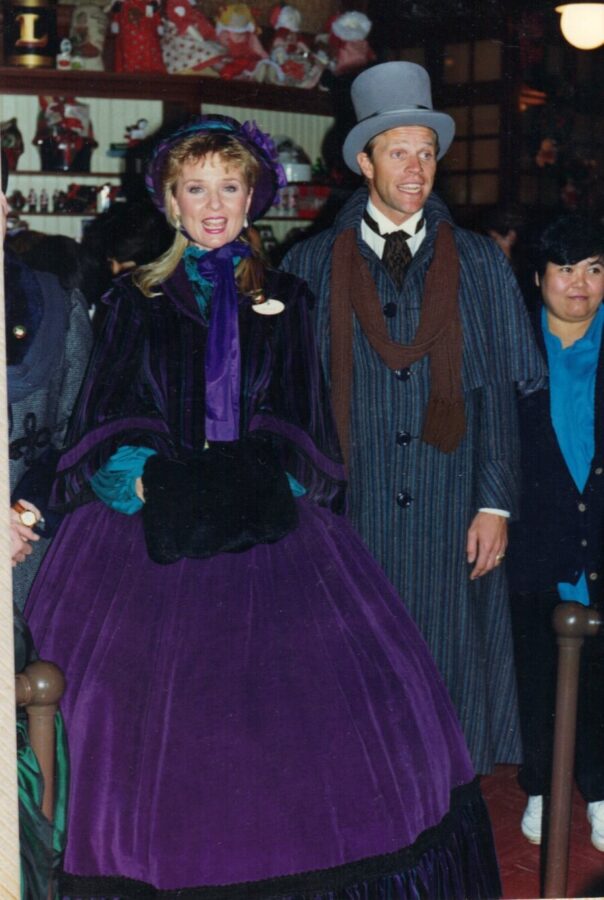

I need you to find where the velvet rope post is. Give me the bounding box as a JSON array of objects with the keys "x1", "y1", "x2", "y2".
[{"x1": 0, "y1": 150, "x2": 21, "y2": 896}]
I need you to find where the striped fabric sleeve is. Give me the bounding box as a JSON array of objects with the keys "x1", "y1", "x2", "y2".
[{"x1": 475, "y1": 382, "x2": 520, "y2": 518}]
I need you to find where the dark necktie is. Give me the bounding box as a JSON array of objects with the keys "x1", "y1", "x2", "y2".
[
  {"x1": 363, "y1": 210, "x2": 421, "y2": 290},
  {"x1": 382, "y1": 232, "x2": 412, "y2": 290}
]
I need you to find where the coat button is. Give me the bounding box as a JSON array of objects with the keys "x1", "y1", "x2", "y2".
[
  {"x1": 396, "y1": 430, "x2": 412, "y2": 447},
  {"x1": 578, "y1": 502, "x2": 587, "y2": 512},
  {"x1": 589, "y1": 572, "x2": 599, "y2": 582},
  {"x1": 595, "y1": 467, "x2": 603, "y2": 475},
  {"x1": 394, "y1": 367, "x2": 411, "y2": 381},
  {"x1": 396, "y1": 491, "x2": 413, "y2": 508},
  {"x1": 581, "y1": 539, "x2": 588, "y2": 547},
  {"x1": 383, "y1": 302, "x2": 397, "y2": 318}
]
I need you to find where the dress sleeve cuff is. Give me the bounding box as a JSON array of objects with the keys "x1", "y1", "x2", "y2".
[{"x1": 90, "y1": 445, "x2": 157, "y2": 514}]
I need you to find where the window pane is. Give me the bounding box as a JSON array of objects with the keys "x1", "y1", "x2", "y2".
[
  {"x1": 443, "y1": 43, "x2": 470, "y2": 83},
  {"x1": 546, "y1": 45, "x2": 564, "y2": 75},
  {"x1": 574, "y1": 115, "x2": 591, "y2": 141},
  {"x1": 473, "y1": 105, "x2": 500, "y2": 134},
  {"x1": 397, "y1": 48, "x2": 425, "y2": 66},
  {"x1": 519, "y1": 176, "x2": 539, "y2": 205},
  {"x1": 474, "y1": 39, "x2": 501, "y2": 81},
  {"x1": 444, "y1": 106, "x2": 470, "y2": 137},
  {"x1": 439, "y1": 141, "x2": 469, "y2": 170},
  {"x1": 472, "y1": 139, "x2": 500, "y2": 169},
  {"x1": 470, "y1": 174, "x2": 499, "y2": 204},
  {"x1": 440, "y1": 175, "x2": 468, "y2": 205}
]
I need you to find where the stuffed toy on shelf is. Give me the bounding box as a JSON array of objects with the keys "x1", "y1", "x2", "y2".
[
  {"x1": 69, "y1": 3, "x2": 108, "y2": 70},
  {"x1": 106, "y1": 0, "x2": 165, "y2": 73},
  {"x1": 214, "y1": 3, "x2": 277, "y2": 81},
  {"x1": 317, "y1": 10, "x2": 375, "y2": 78},
  {"x1": 264, "y1": 3, "x2": 324, "y2": 88},
  {"x1": 161, "y1": 0, "x2": 226, "y2": 75},
  {"x1": 32, "y1": 96, "x2": 98, "y2": 172}
]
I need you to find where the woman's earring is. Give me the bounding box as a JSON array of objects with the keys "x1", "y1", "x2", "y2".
[{"x1": 244, "y1": 215, "x2": 249, "y2": 229}]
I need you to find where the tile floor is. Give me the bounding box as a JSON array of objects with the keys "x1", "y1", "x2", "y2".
[{"x1": 482, "y1": 765, "x2": 604, "y2": 899}]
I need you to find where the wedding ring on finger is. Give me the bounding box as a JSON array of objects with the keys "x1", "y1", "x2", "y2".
[
  {"x1": 12, "y1": 502, "x2": 37, "y2": 528},
  {"x1": 495, "y1": 553, "x2": 505, "y2": 563}
]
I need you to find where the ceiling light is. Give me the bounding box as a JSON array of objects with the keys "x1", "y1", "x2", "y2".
[{"x1": 555, "y1": 3, "x2": 604, "y2": 50}]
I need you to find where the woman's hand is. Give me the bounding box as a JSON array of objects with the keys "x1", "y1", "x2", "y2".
[
  {"x1": 135, "y1": 477, "x2": 145, "y2": 502},
  {"x1": 10, "y1": 500, "x2": 42, "y2": 566},
  {"x1": 0, "y1": 190, "x2": 8, "y2": 241}
]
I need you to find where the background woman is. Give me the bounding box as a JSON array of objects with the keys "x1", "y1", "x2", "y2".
[
  {"x1": 2, "y1": 153, "x2": 92, "y2": 606},
  {"x1": 507, "y1": 215, "x2": 604, "y2": 850},
  {"x1": 25, "y1": 115, "x2": 500, "y2": 898},
  {"x1": 3, "y1": 154, "x2": 82, "y2": 900}
]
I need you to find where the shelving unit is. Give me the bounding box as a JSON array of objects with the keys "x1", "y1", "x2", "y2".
[
  {"x1": 0, "y1": 66, "x2": 334, "y2": 116},
  {"x1": 1, "y1": 65, "x2": 336, "y2": 241}
]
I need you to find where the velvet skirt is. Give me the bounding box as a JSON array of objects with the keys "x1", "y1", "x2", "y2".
[{"x1": 25, "y1": 498, "x2": 501, "y2": 899}]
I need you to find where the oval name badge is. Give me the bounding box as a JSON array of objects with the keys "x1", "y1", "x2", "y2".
[{"x1": 252, "y1": 298, "x2": 285, "y2": 316}]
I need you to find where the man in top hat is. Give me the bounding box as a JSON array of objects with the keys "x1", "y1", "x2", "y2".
[{"x1": 283, "y1": 61, "x2": 546, "y2": 773}]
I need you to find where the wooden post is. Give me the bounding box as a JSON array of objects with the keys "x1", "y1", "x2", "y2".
[
  {"x1": 15, "y1": 660, "x2": 65, "y2": 822},
  {"x1": 544, "y1": 602, "x2": 603, "y2": 899}
]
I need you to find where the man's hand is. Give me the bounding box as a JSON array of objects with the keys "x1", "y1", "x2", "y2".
[{"x1": 466, "y1": 511, "x2": 507, "y2": 580}]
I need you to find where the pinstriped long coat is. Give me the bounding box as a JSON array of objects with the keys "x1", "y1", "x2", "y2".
[{"x1": 283, "y1": 188, "x2": 547, "y2": 773}]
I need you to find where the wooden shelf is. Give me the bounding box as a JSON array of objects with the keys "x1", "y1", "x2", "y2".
[
  {"x1": 13, "y1": 211, "x2": 96, "y2": 216},
  {"x1": 12, "y1": 170, "x2": 120, "y2": 178},
  {"x1": 0, "y1": 66, "x2": 335, "y2": 116},
  {"x1": 261, "y1": 215, "x2": 318, "y2": 222}
]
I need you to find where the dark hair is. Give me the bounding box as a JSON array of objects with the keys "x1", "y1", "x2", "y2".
[
  {"x1": 85, "y1": 199, "x2": 173, "y2": 266},
  {"x1": 535, "y1": 215, "x2": 604, "y2": 276},
  {"x1": 480, "y1": 205, "x2": 526, "y2": 237},
  {"x1": 20, "y1": 233, "x2": 108, "y2": 309}
]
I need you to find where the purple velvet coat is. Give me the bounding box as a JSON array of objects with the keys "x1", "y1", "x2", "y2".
[{"x1": 52, "y1": 265, "x2": 345, "y2": 513}]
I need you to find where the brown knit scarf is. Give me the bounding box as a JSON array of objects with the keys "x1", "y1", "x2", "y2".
[{"x1": 330, "y1": 220, "x2": 464, "y2": 467}]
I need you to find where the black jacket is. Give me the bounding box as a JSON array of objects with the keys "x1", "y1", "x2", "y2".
[{"x1": 507, "y1": 309, "x2": 604, "y2": 603}]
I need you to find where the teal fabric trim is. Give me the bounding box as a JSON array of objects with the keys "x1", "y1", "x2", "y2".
[
  {"x1": 18, "y1": 716, "x2": 48, "y2": 900},
  {"x1": 286, "y1": 472, "x2": 307, "y2": 497},
  {"x1": 90, "y1": 445, "x2": 157, "y2": 514},
  {"x1": 183, "y1": 246, "x2": 212, "y2": 319},
  {"x1": 558, "y1": 571, "x2": 590, "y2": 606},
  {"x1": 52, "y1": 712, "x2": 68, "y2": 862},
  {"x1": 183, "y1": 246, "x2": 242, "y2": 320},
  {"x1": 18, "y1": 709, "x2": 68, "y2": 900}
]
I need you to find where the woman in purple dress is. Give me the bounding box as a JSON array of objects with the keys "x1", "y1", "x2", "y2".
[{"x1": 25, "y1": 115, "x2": 500, "y2": 898}]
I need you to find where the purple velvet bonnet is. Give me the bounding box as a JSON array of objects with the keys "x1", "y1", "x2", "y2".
[{"x1": 145, "y1": 114, "x2": 287, "y2": 223}]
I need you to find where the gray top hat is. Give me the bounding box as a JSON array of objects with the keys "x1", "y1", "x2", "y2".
[{"x1": 343, "y1": 61, "x2": 455, "y2": 173}]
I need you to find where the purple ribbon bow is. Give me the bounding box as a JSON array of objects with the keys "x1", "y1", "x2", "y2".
[{"x1": 196, "y1": 240, "x2": 252, "y2": 442}]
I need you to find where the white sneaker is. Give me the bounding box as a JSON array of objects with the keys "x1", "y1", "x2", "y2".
[
  {"x1": 587, "y1": 801, "x2": 604, "y2": 852},
  {"x1": 521, "y1": 795, "x2": 543, "y2": 844}
]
